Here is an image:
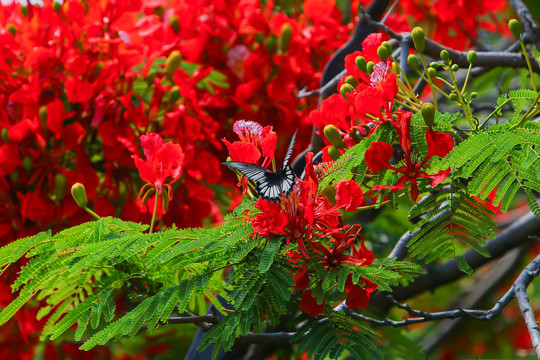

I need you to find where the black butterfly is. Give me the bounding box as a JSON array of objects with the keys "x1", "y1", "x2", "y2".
[{"x1": 222, "y1": 132, "x2": 297, "y2": 203}]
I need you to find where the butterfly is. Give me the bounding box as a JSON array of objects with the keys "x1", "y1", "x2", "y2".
[{"x1": 222, "y1": 132, "x2": 297, "y2": 203}]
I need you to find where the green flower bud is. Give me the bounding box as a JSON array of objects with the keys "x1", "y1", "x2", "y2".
[
  {"x1": 366, "y1": 61, "x2": 375, "y2": 75},
  {"x1": 165, "y1": 50, "x2": 182, "y2": 79},
  {"x1": 53, "y1": 1, "x2": 62, "y2": 13},
  {"x1": 71, "y1": 182, "x2": 88, "y2": 208},
  {"x1": 407, "y1": 54, "x2": 419, "y2": 70},
  {"x1": 467, "y1": 50, "x2": 477, "y2": 65},
  {"x1": 38, "y1": 106, "x2": 48, "y2": 130},
  {"x1": 355, "y1": 56, "x2": 367, "y2": 72},
  {"x1": 339, "y1": 83, "x2": 355, "y2": 99},
  {"x1": 265, "y1": 35, "x2": 277, "y2": 54},
  {"x1": 146, "y1": 69, "x2": 158, "y2": 85},
  {"x1": 21, "y1": 5, "x2": 28, "y2": 17},
  {"x1": 412, "y1": 27, "x2": 425, "y2": 53},
  {"x1": 323, "y1": 124, "x2": 344, "y2": 148},
  {"x1": 7, "y1": 23, "x2": 16, "y2": 36},
  {"x1": 471, "y1": 92, "x2": 478, "y2": 99},
  {"x1": 382, "y1": 41, "x2": 393, "y2": 55},
  {"x1": 344, "y1": 75, "x2": 358, "y2": 87},
  {"x1": 10, "y1": 170, "x2": 19, "y2": 184},
  {"x1": 320, "y1": 184, "x2": 337, "y2": 205},
  {"x1": 169, "y1": 15, "x2": 180, "y2": 34},
  {"x1": 279, "y1": 23, "x2": 293, "y2": 54},
  {"x1": 508, "y1": 19, "x2": 522, "y2": 39},
  {"x1": 169, "y1": 86, "x2": 181, "y2": 103},
  {"x1": 429, "y1": 62, "x2": 442, "y2": 69},
  {"x1": 377, "y1": 45, "x2": 389, "y2": 61},
  {"x1": 421, "y1": 102, "x2": 436, "y2": 128},
  {"x1": 451, "y1": 64, "x2": 459, "y2": 72},
  {"x1": 350, "y1": 130, "x2": 363, "y2": 143},
  {"x1": 23, "y1": 157, "x2": 32, "y2": 172},
  {"x1": 54, "y1": 173, "x2": 67, "y2": 201},
  {"x1": 449, "y1": 93, "x2": 458, "y2": 101},
  {"x1": 440, "y1": 49, "x2": 449, "y2": 63},
  {"x1": 427, "y1": 67, "x2": 438, "y2": 78},
  {"x1": 327, "y1": 146, "x2": 341, "y2": 161},
  {"x1": 1, "y1": 128, "x2": 9, "y2": 143}
]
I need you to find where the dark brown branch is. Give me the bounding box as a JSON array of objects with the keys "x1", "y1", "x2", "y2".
[
  {"x1": 372, "y1": 211, "x2": 540, "y2": 311},
  {"x1": 236, "y1": 332, "x2": 294, "y2": 344},
  {"x1": 362, "y1": 12, "x2": 540, "y2": 72},
  {"x1": 513, "y1": 253, "x2": 540, "y2": 357}
]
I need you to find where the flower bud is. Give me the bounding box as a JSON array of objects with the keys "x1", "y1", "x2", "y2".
[
  {"x1": 382, "y1": 41, "x2": 392, "y2": 55},
  {"x1": 265, "y1": 35, "x2": 277, "y2": 54},
  {"x1": 429, "y1": 62, "x2": 442, "y2": 69},
  {"x1": 71, "y1": 182, "x2": 88, "y2": 208},
  {"x1": 377, "y1": 45, "x2": 389, "y2": 61},
  {"x1": 279, "y1": 23, "x2": 293, "y2": 54},
  {"x1": 169, "y1": 15, "x2": 180, "y2": 34},
  {"x1": 1, "y1": 128, "x2": 9, "y2": 143},
  {"x1": 53, "y1": 1, "x2": 62, "y2": 13},
  {"x1": 323, "y1": 125, "x2": 344, "y2": 148},
  {"x1": 146, "y1": 69, "x2": 158, "y2": 85},
  {"x1": 7, "y1": 23, "x2": 16, "y2": 36},
  {"x1": 451, "y1": 64, "x2": 459, "y2": 72},
  {"x1": 20, "y1": 5, "x2": 28, "y2": 17},
  {"x1": 449, "y1": 93, "x2": 458, "y2": 101},
  {"x1": 421, "y1": 102, "x2": 436, "y2": 127},
  {"x1": 366, "y1": 61, "x2": 375, "y2": 75},
  {"x1": 407, "y1": 54, "x2": 419, "y2": 70},
  {"x1": 440, "y1": 50, "x2": 449, "y2": 63},
  {"x1": 320, "y1": 185, "x2": 337, "y2": 205},
  {"x1": 339, "y1": 83, "x2": 355, "y2": 99},
  {"x1": 412, "y1": 27, "x2": 425, "y2": 53},
  {"x1": 344, "y1": 75, "x2": 358, "y2": 87},
  {"x1": 508, "y1": 19, "x2": 522, "y2": 39},
  {"x1": 427, "y1": 67, "x2": 438, "y2": 78},
  {"x1": 54, "y1": 173, "x2": 67, "y2": 201},
  {"x1": 327, "y1": 146, "x2": 341, "y2": 161},
  {"x1": 467, "y1": 50, "x2": 477, "y2": 65},
  {"x1": 10, "y1": 170, "x2": 19, "y2": 184},
  {"x1": 23, "y1": 157, "x2": 32, "y2": 172},
  {"x1": 471, "y1": 92, "x2": 478, "y2": 99},
  {"x1": 165, "y1": 50, "x2": 182, "y2": 79},
  {"x1": 38, "y1": 106, "x2": 47, "y2": 130},
  {"x1": 355, "y1": 56, "x2": 367, "y2": 72},
  {"x1": 169, "y1": 85, "x2": 181, "y2": 103}
]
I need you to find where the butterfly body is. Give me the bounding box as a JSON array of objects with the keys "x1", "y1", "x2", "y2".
[{"x1": 223, "y1": 131, "x2": 297, "y2": 203}]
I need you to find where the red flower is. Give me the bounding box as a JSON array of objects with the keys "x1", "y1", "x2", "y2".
[
  {"x1": 299, "y1": 289, "x2": 325, "y2": 317},
  {"x1": 223, "y1": 120, "x2": 277, "y2": 165},
  {"x1": 132, "y1": 133, "x2": 184, "y2": 194},
  {"x1": 365, "y1": 112, "x2": 453, "y2": 201},
  {"x1": 345, "y1": 275, "x2": 378, "y2": 310},
  {"x1": 65, "y1": 77, "x2": 94, "y2": 103},
  {"x1": 335, "y1": 180, "x2": 364, "y2": 212},
  {"x1": 252, "y1": 199, "x2": 288, "y2": 237}
]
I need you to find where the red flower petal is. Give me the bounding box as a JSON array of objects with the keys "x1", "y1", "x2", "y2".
[
  {"x1": 65, "y1": 77, "x2": 94, "y2": 103},
  {"x1": 425, "y1": 129, "x2": 453, "y2": 160},
  {"x1": 365, "y1": 141, "x2": 394, "y2": 173},
  {"x1": 300, "y1": 289, "x2": 325, "y2": 317},
  {"x1": 335, "y1": 180, "x2": 363, "y2": 212},
  {"x1": 228, "y1": 142, "x2": 261, "y2": 164}
]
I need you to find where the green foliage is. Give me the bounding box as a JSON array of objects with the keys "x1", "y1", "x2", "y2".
[{"x1": 407, "y1": 184, "x2": 497, "y2": 267}]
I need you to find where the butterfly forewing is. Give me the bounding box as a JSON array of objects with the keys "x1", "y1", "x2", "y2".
[
  {"x1": 223, "y1": 162, "x2": 296, "y2": 203},
  {"x1": 223, "y1": 131, "x2": 298, "y2": 202}
]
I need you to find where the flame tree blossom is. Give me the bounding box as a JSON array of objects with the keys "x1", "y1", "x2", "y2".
[{"x1": 365, "y1": 112, "x2": 454, "y2": 201}]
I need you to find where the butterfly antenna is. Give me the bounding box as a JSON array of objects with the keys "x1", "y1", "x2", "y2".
[{"x1": 283, "y1": 130, "x2": 297, "y2": 167}]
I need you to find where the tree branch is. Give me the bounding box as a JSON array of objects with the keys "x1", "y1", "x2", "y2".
[
  {"x1": 372, "y1": 211, "x2": 540, "y2": 310},
  {"x1": 513, "y1": 253, "x2": 540, "y2": 357}
]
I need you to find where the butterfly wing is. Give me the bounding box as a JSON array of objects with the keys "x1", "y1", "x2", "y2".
[
  {"x1": 283, "y1": 131, "x2": 297, "y2": 167},
  {"x1": 223, "y1": 162, "x2": 296, "y2": 202}
]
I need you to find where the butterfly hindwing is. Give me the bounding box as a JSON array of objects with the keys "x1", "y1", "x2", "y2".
[{"x1": 223, "y1": 162, "x2": 295, "y2": 203}]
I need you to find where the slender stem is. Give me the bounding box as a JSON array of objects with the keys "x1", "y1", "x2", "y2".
[
  {"x1": 149, "y1": 192, "x2": 159, "y2": 234},
  {"x1": 518, "y1": 37, "x2": 537, "y2": 92},
  {"x1": 84, "y1": 207, "x2": 101, "y2": 220},
  {"x1": 419, "y1": 52, "x2": 438, "y2": 109}
]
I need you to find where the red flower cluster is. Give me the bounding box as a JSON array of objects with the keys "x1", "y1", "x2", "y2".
[{"x1": 365, "y1": 112, "x2": 453, "y2": 201}]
